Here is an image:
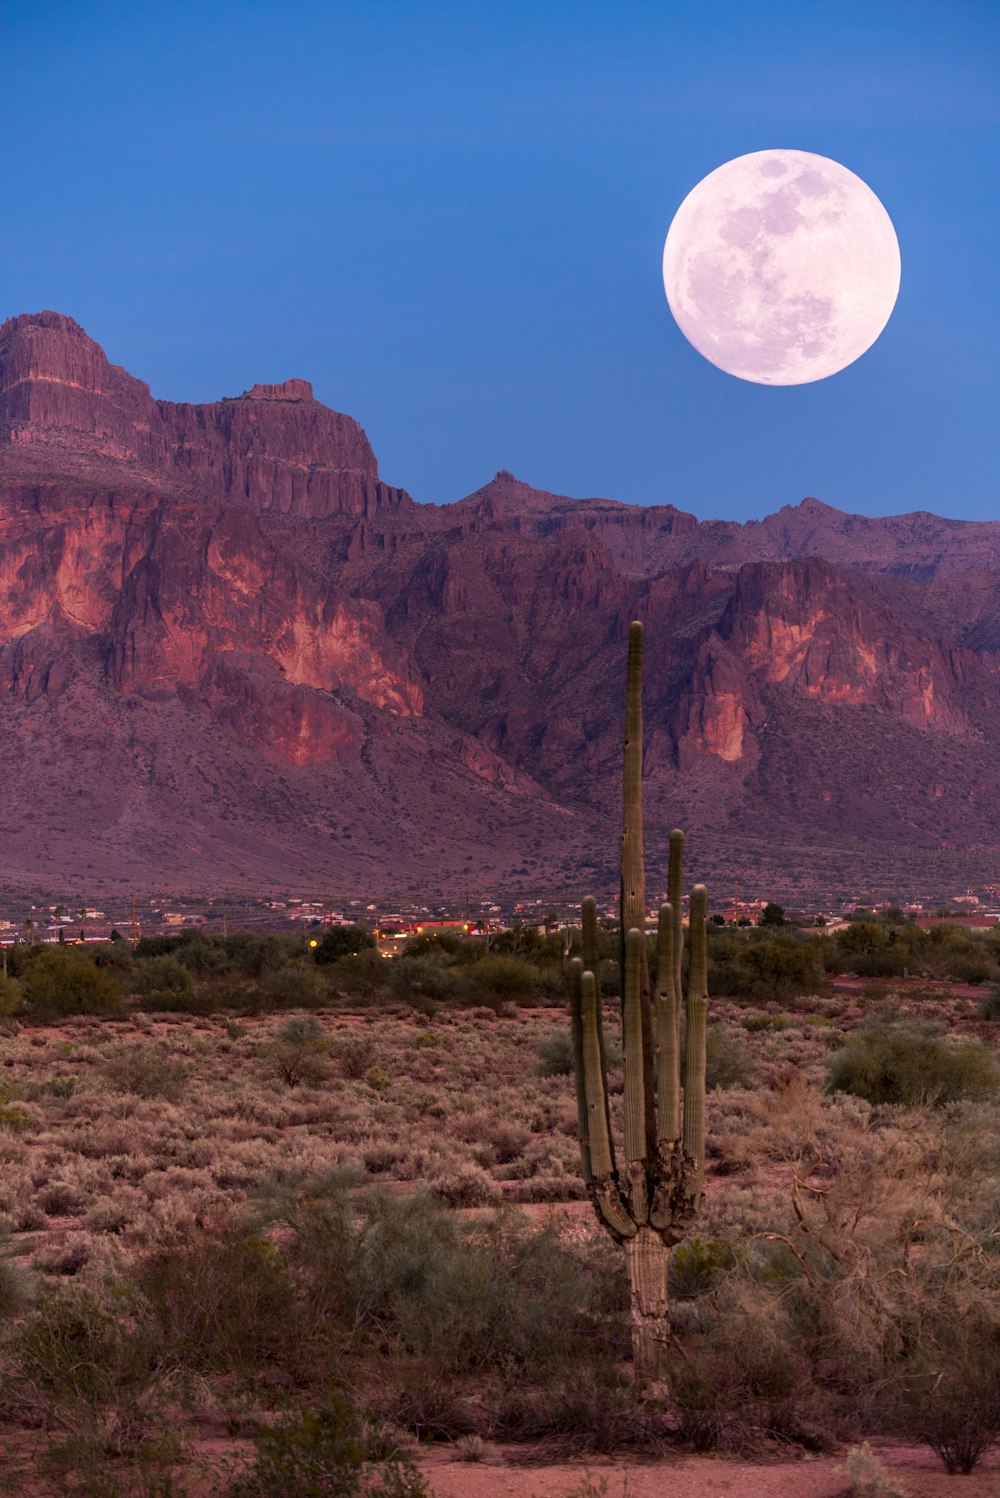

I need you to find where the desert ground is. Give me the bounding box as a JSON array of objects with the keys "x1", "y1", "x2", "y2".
[{"x1": 0, "y1": 935, "x2": 998, "y2": 1494}]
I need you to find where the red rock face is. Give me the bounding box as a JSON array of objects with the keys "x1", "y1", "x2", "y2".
[
  {"x1": 0, "y1": 311, "x2": 410, "y2": 519},
  {"x1": 4, "y1": 309, "x2": 1000, "y2": 900}
]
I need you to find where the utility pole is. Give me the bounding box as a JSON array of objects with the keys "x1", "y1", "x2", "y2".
[{"x1": 130, "y1": 896, "x2": 140, "y2": 947}]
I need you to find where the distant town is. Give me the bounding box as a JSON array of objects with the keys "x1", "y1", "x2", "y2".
[{"x1": 3, "y1": 884, "x2": 1000, "y2": 949}]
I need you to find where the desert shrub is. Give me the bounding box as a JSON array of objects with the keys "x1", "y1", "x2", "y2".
[
  {"x1": 491, "y1": 1367, "x2": 656, "y2": 1449},
  {"x1": 596, "y1": 958, "x2": 621, "y2": 998},
  {"x1": 131, "y1": 954, "x2": 195, "y2": 1009},
  {"x1": 327, "y1": 950, "x2": 390, "y2": 1001},
  {"x1": 277, "y1": 1015, "x2": 324, "y2": 1046},
  {"x1": 162, "y1": 932, "x2": 229, "y2": 976},
  {"x1": 389, "y1": 956, "x2": 460, "y2": 1007},
  {"x1": 222, "y1": 931, "x2": 300, "y2": 977},
  {"x1": 280, "y1": 1185, "x2": 625, "y2": 1380},
  {"x1": 708, "y1": 933, "x2": 826, "y2": 1001},
  {"x1": 331, "y1": 1033, "x2": 377, "y2": 1079},
  {"x1": 841, "y1": 1442, "x2": 907, "y2": 1498},
  {"x1": 0, "y1": 972, "x2": 24, "y2": 1017},
  {"x1": 740, "y1": 1011, "x2": 789, "y2": 1032},
  {"x1": 980, "y1": 983, "x2": 1000, "y2": 1020},
  {"x1": 889, "y1": 1303, "x2": 1000, "y2": 1473},
  {"x1": 939, "y1": 952, "x2": 993, "y2": 984},
  {"x1": 669, "y1": 1301, "x2": 822, "y2": 1451},
  {"x1": 269, "y1": 1016, "x2": 329, "y2": 1088},
  {"x1": 314, "y1": 926, "x2": 376, "y2": 965},
  {"x1": 704, "y1": 1024, "x2": 753, "y2": 1090},
  {"x1": 136, "y1": 1229, "x2": 298, "y2": 1379},
  {"x1": 21, "y1": 948, "x2": 125, "y2": 1019},
  {"x1": 104, "y1": 1043, "x2": 189, "y2": 1102},
  {"x1": 7, "y1": 1283, "x2": 159, "y2": 1452},
  {"x1": 0, "y1": 1079, "x2": 30, "y2": 1133},
  {"x1": 670, "y1": 1236, "x2": 738, "y2": 1299},
  {"x1": 260, "y1": 963, "x2": 329, "y2": 1010},
  {"x1": 460, "y1": 955, "x2": 541, "y2": 1005},
  {"x1": 428, "y1": 1163, "x2": 500, "y2": 1207},
  {"x1": 0, "y1": 1224, "x2": 27, "y2": 1318},
  {"x1": 534, "y1": 1030, "x2": 574, "y2": 1076},
  {"x1": 229, "y1": 1392, "x2": 430, "y2": 1497},
  {"x1": 827, "y1": 1022, "x2": 1000, "y2": 1106}
]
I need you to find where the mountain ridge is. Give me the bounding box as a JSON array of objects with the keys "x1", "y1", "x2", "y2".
[{"x1": 2, "y1": 310, "x2": 999, "y2": 904}]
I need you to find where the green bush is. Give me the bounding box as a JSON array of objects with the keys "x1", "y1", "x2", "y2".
[
  {"x1": 704, "y1": 1024, "x2": 753, "y2": 1090},
  {"x1": 269, "y1": 1016, "x2": 329, "y2": 1088},
  {"x1": 980, "y1": 984, "x2": 1000, "y2": 1020},
  {"x1": 708, "y1": 932, "x2": 826, "y2": 1001},
  {"x1": 279, "y1": 1184, "x2": 625, "y2": 1380},
  {"x1": 827, "y1": 1022, "x2": 1000, "y2": 1107},
  {"x1": 230, "y1": 1392, "x2": 429, "y2": 1497},
  {"x1": 137, "y1": 1230, "x2": 298, "y2": 1379},
  {"x1": 460, "y1": 955, "x2": 541, "y2": 1005},
  {"x1": 534, "y1": 1030, "x2": 574, "y2": 1076},
  {"x1": 104, "y1": 1043, "x2": 189, "y2": 1102},
  {"x1": 0, "y1": 972, "x2": 24, "y2": 1017},
  {"x1": 261, "y1": 963, "x2": 329, "y2": 1009},
  {"x1": 889, "y1": 1296, "x2": 1000, "y2": 1474},
  {"x1": 21, "y1": 949, "x2": 125, "y2": 1019},
  {"x1": 8, "y1": 1283, "x2": 159, "y2": 1451},
  {"x1": 314, "y1": 926, "x2": 375, "y2": 965},
  {"x1": 131, "y1": 954, "x2": 195, "y2": 1008},
  {"x1": 671, "y1": 1236, "x2": 737, "y2": 1299},
  {"x1": 401, "y1": 931, "x2": 467, "y2": 958},
  {"x1": 326, "y1": 950, "x2": 390, "y2": 1001},
  {"x1": 389, "y1": 955, "x2": 460, "y2": 1007}
]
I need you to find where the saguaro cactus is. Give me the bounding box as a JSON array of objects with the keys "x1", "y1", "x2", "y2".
[{"x1": 569, "y1": 620, "x2": 708, "y2": 1390}]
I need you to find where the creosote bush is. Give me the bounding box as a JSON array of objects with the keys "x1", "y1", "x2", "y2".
[
  {"x1": 827, "y1": 1020, "x2": 1000, "y2": 1106},
  {"x1": 21, "y1": 949, "x2": 125, "y2": 1020},
  {"x1": 230, "y1": 1392, "x2": 430, "y2": 1497}
]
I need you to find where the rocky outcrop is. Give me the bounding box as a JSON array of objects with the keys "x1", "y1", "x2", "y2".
[{"x1": 0, "y1": 311, "x2": 411, "y2": 519}]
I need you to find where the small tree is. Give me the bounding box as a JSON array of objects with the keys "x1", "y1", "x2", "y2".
[
  {"x1": 759, "y1": 901, "x2": 785, "y2": 926},
  {"x1": 313, "y1": 925, "x2": 375, "y2": 965}
]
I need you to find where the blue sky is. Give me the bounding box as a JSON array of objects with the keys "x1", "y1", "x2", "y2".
[{"x1": 2, "y1": 1, "x2": 997, "y2": 520}]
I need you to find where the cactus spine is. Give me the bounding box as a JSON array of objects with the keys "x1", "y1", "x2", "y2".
[{"x1": 569, "y1": 620, "x2": 709, "y2": 1391}]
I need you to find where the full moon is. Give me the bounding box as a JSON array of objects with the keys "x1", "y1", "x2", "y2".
[{"x1": 662, "y1": 149, "x2": 900, "y2": 385}]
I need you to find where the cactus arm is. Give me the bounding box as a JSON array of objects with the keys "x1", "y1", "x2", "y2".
[
  {"x1": 655, "y1": 903, "x2": 681, "y2": 1146},
  {"x1": 668, "y1": 829, "x2": 685, "y2": 1051},
  {"x1": 582, "y1": 895, "x2": 601, "y2": 980},
  {"x1": 581, "y1": 970, "x2": 636, "y2": 1240},
  {"x1": 622, "y1": 927, "x2": 649, "y2": 1223},
  {"x1": 568, "y1": 957, "x2": 593, "y2": 1187},
  {"x1": 581, "y1": 894, "x2": 614, "y2": 1150},
  {"x1": 682, "y1": 884, "x2": 709, "y2": 1200}
]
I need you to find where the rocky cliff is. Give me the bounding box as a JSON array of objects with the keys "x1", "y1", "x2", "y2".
[{"x1": 2, "y1": 310, "x2": 1000, "y2": 902}]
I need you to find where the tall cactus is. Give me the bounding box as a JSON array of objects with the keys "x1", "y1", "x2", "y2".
[{"x1": 569, "y1": 620, "x2": 708, "y2": 1391}]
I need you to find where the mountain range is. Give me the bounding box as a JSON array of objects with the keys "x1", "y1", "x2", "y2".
[{"x1": 2, "y1": 310, "x2": 999, "y2": 905}]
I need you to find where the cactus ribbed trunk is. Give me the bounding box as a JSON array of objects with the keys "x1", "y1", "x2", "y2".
[
  {"x1": 620, "y1": 621, "x2": 657, "y2": 1160},
  {"x1": 625, "y1": 1227, "x2": 671, "y2": 1388}
]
